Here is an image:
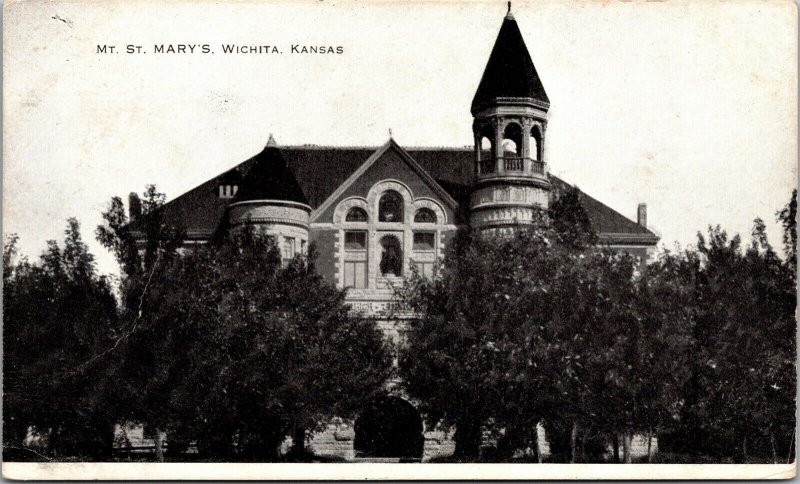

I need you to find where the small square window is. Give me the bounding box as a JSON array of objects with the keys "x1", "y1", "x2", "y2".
[
  {"x1": 345, "y1": 231, "x2": 367, "y2": 251},
  {"x1": 413, "y1": 232, "x2": 435, "y2": 251}
]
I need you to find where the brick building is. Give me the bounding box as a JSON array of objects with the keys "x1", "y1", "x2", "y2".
[{"x1": 126, "y1": 7, "x2": 659, "y2": 461}]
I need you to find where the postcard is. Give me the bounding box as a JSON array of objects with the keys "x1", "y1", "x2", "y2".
[{"x1": 2, "y1": 0, "x2": 797, "y2": 480}]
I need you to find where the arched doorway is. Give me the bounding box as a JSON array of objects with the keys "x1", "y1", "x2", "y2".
[{"x1": 354, "y1": 396, "x2": 424, "y2": 459}]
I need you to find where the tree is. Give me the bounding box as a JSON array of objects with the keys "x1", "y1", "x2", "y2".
[
  {"x1": 397, "y1": 189, "x2": 608, "y2": 461},
  {"x1": 133, "y1": 228, "x2": 393, "y2": 460},
  {"x1": 95, "y1": 185, "x2": 185, "y2": 461},
  {"x1": 399, "y1": 188, "x2": 797, "y2": 464},
  {"x1": 3, "y1": 220, "x2": 121, "y2": 460},
  {"x1": 650, "y1": 196, "x2": 796, "y2": 463},
  {"x1": 96, "y1": 187, "x2": 395, "y2": 461}
]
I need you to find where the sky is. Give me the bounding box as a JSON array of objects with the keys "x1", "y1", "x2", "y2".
[{"x1": 3, "y1": 0, "x2": 797, "y2": 277}]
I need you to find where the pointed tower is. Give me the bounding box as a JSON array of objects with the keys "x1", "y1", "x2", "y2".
[
  {"x1": 227, "y1": 136, "x2": 312, "y2": 261},
  {"x1": 470, "y1": 5, "x2": 550, "y2": 230}
]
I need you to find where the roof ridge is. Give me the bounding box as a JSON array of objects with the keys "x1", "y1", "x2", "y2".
[{"x1": 280, "y1": 145, "x2": 473, "y2": 151}]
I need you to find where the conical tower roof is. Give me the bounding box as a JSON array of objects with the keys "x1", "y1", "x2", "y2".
[
  {"x1": 231, "y1": 146, "x2": 309, "y2": 206},
  {"x1": 471, "y1": 13, "x2": 549, "y2": 114}
]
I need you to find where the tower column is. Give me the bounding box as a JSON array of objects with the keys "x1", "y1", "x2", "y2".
[
  {"x1": 521, "y1": 119, "x2": 532, "y2": 173},
  {"x1": 494, "y1": 120, "x2": 504, "y2": 173},
  {"x1": 474, "y1": 132, "x2": 481, "y2": 175}
]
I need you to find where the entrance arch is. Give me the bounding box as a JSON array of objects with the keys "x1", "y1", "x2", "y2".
[{"x1": 354, "y1": 396, "x2": 424, "y2": 459}]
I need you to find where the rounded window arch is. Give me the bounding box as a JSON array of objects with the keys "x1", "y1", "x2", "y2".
[
  {"x1": 379, "y1": 190, "x2": 404, "y2": 222},
  {"x1": 530, "y1": 125, "x2": 543, "y2": 161},
  {"x1": 346, "y1": 207, "x2": 368, "y2": 222},
  {"x1": 502, "y1": 123, "x2": 523, "y2": 156},
  {"x1": 379, "y1": 235, "x2": 403, "y2": 276},
  {"x1": 414, "y1": 208, "x2": 437, "y2": 224}
]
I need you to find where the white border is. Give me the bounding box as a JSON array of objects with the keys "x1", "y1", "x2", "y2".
[{"x1": 2, "y1": 462, "x2": 796, "y2": 480}]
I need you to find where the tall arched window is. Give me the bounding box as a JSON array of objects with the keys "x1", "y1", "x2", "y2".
[
  {"x1": 379, "y1": 191, "x2": 404, "y2": 222},
  {"x1": 414, "y1": 208, "x2": 437, "y2": 224},
  {"x1": 379, "y1": 235, "x2": 403, "y2": 276},
  {"x1": 502, "y1": 123, "x2": 523, "y2": 156},
  {"x1": 346, "y1": 207, "x2": 368, "y2": 222},
  {"x1": 530, "y1": 126, "x2": 542, "y2": 161}
]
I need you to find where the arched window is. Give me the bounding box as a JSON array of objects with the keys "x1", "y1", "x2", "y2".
[
  {"x1": 379, "y1": 235, "x2": 403, "y2": 276},
  {"x1": 379, "y1": 191, "x2": 404, "y2": 222},
  {"x1": 530, "y1": 126, "x2": 542, "y2": 161},
  {"x1": 346, "y1": 207, "x2": 368, "y2": 222},
  {"x1": 414, "y1": 208, "x2": 437, "y2": 224},
  {"x1": 502, "y1": 123, "x2": 523, "y2": 157}
]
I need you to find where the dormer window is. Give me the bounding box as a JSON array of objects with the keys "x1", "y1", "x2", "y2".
[{"x1": 219, "y1": 185, "x2": 239, "y2": 199}]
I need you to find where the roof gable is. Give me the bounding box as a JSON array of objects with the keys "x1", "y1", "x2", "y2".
[{"x1": 310, "y1": 139, "x2": 458, "y2": 223}]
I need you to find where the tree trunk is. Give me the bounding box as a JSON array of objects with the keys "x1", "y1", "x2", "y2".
[
  {"x1": 741, "y1": 435, "x2": 748, "y2": 464},
  {"x1": 622, "y1": 432, "x2": 632, "y2": 463},
  {"x1": 570, "y1": 422, "x2": 578, "y2": 463},
  {"x1": 290, "y1": 425, "x2": 306, "y2": 457},
  {"x1": 580, "y1": 426, "x2": 589, "y2": 462},
  {"x1": 770, "y1": 432, "x2": 778, "y2": 464},
  {"x1": 531, "y1": 423, "x2": 540, "y2": 463},
  {"x1": 612, "y1": 433, "x2": 620, "y2": 463},
  {"x1": 646, "y1": 428, "x2": 653, "y2": 463},
  {"x1": 154, "y1": 428, "x2": 164, "y2": 463},
  {"x1": 453, "y1": 418, "x2": 481, "y2": 460}
]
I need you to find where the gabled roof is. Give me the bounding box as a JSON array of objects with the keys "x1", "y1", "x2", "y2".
[
  {"x1": 230, "y1": 146, "x2": 308, "y2": 206},
  {"x1": 471, "y1": 14, "x2": 550, "y2": 114},
  {"x1": 310, "y1": 139, "x2": 458, "y2": 222},
  {"x1": 131, "y1": 145, "x2": 657, "y2": 245}
]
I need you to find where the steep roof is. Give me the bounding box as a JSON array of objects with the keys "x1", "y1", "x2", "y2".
[
  {"x1": 471, "y1": 14, "x2": 550, "y2": 114},
  {"x1": 549, "y1": 177, "x2": 657, "y2": 243},
  {"x1": 132, "y1": 145, "x2": 657, "y2": 245},
  {"x1": 134, "y1": 146, "x2": 658, "y2": 244},
  {"x1": 230, "y1": 146, "x2": 308, "y2": 206}
]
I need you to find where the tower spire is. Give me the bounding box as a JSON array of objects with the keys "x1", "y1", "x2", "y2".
[{"x1": 506, "y1": 1, "x2": 513, "y2": 19}]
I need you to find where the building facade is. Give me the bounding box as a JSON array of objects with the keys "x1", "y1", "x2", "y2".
[{"x1": 127, "y1": 8, "x2": 659, "y2": 461}]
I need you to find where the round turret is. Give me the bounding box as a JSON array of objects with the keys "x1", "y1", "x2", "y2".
[{"x1": 228, "y1": 135, "x2": 311, "y2": 262}]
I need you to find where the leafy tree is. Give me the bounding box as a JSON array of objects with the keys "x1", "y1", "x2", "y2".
[
  {"x1": 3, "y1": 220, "x2": 121, "y2": 460},
  {"x1": 397, "y1": 191, "x2": 611, "y2": 461},
  {"x1": 95, "y1": 185, "x2": 184, "y2": 461},
  {"x1": 132, "y1": 228, "x2": 392, "y2": 460},
  {"x1": 399, "y1": 188, "x2": 796, "y2": 464},
  {"x1": 96, "y1": 186, "x2": 394, "y2": 462},
  {"x1": 651, "y1": 194, "x2": 796, "y2": 463}
]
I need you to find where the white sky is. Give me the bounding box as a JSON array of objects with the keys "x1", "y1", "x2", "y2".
[{"x1": 3, "y1": 0, "x2": 797, "y2": 277}]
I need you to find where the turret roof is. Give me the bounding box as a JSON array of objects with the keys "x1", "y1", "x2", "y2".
[
  {"x1": 471, "y1": 13, "x2": 550, "y2": 114},
  {"x1": 230, "y1": 146, "x2": 309, "y2": 206}
]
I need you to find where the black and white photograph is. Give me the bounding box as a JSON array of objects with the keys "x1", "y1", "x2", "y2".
[{"x1": 2, "y1": 0, "x2": 797, "y2": 479}]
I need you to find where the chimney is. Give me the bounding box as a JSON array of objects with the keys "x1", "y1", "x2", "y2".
[
  {"x1": 637, "y1": 203, "x2": 647, "y2": 228},
  {"x1": 129, "y1": 192, "x2": 142, "y2": 222}
]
